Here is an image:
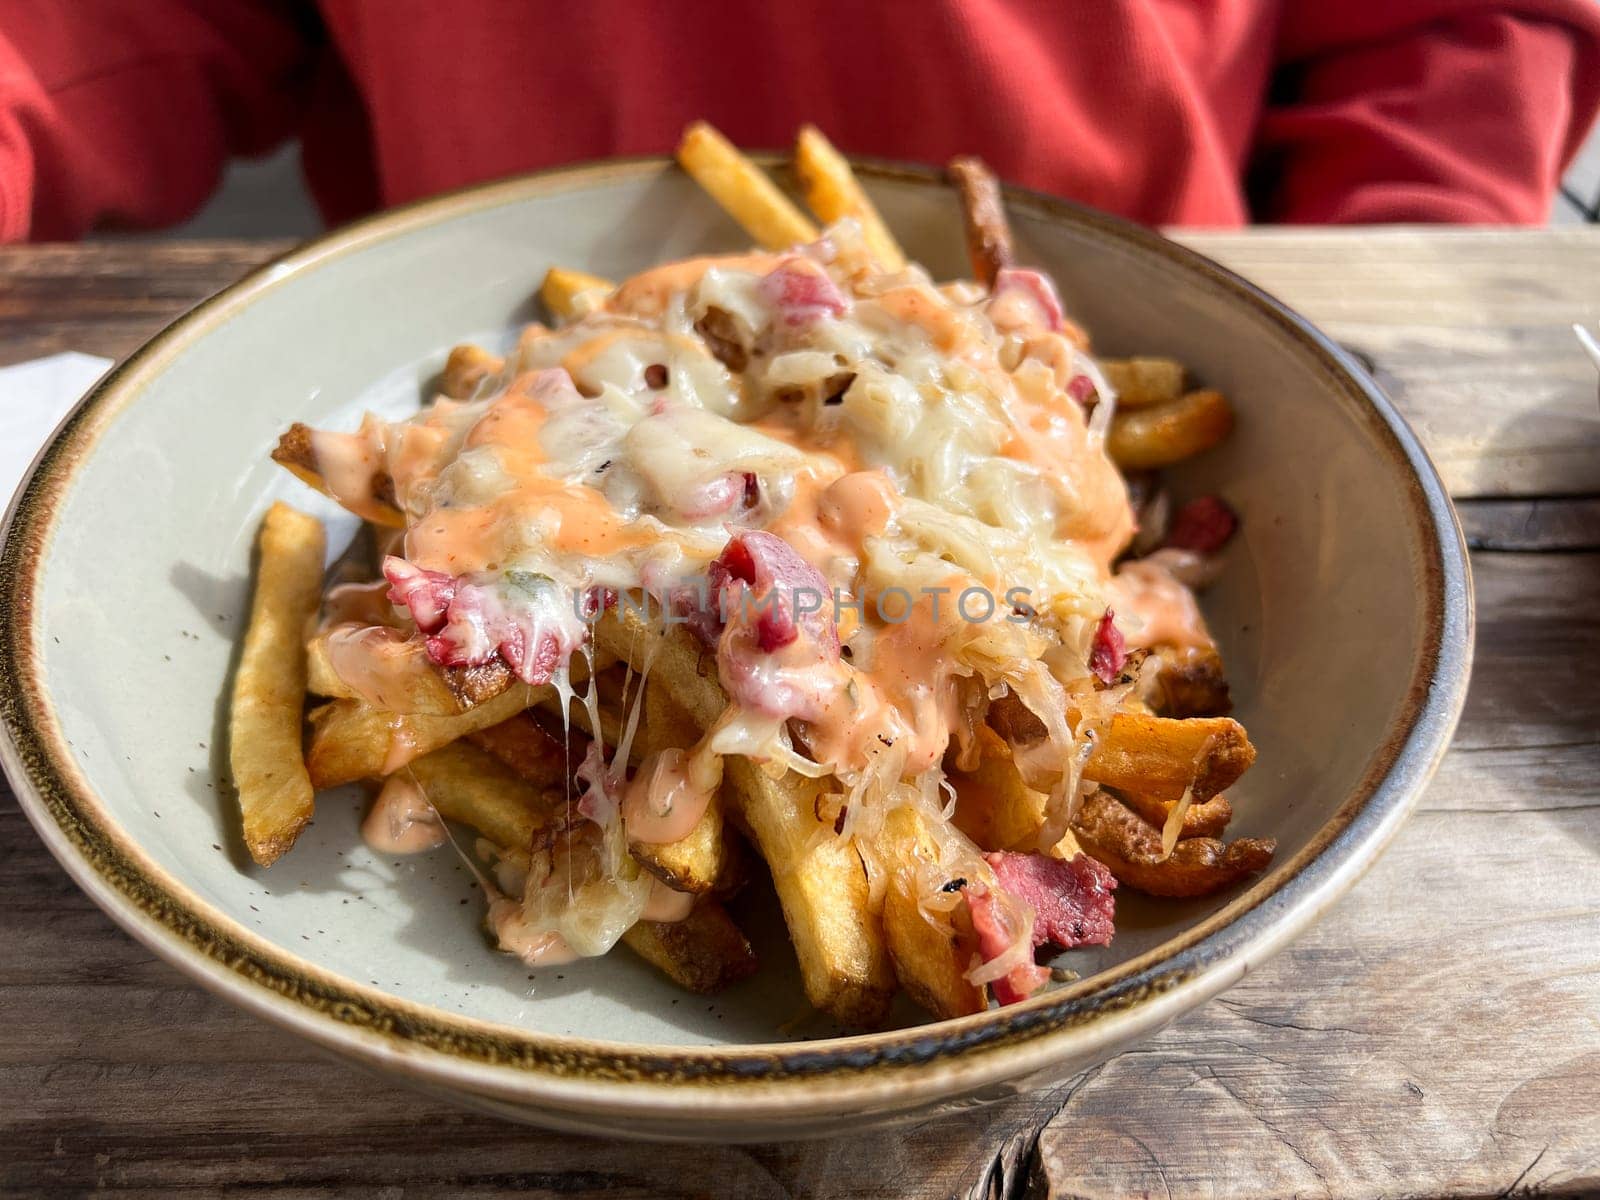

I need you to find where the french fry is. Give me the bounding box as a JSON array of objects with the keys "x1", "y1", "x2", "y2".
[
  {"x1": 440, "y1": 343, "x2": 502, "y2": 399},
  {"x1": 306, "y1": 684, "x2": 542, "y2": 789},
  {"x1": 876, "y1": 806, "x2": 985, "y2": 1019},
  {"x1": 988, "y1": 695, "x2": 1253, "y2": 805},
  {"x1": 269, "y1": 422, "x2": 330, "y2": 496},
  {"x1": 1100, "y1": 357, "x2": 1185, "y2": 409},
  {"x1": 1148, "y1": 644, "x2": 1233, "y2": 718},
  {"x1": 1107, "y1": 388, "x2": 1234, "y2": 470},
  {"x1": 1048, "y1": 829, "x2": 1085, "y2": 859},
  {"x1": 407, "y1": 740, "x2": 554, "y2": 851},
  {"x1": 1071, "y1": 792, "x2": 1274, "y2": 898},
  {"x1": 984, "y1": 691, "x2": 1049, "y2": 746},
  {"x1": 590, "y1": 612, "x2": 749, "y2": 895},
  {"x1": 949, "y1": 728, "x2": 1048, "y2": 851},
  {"x1": 270, "y1": 424, "x2": 405, "y2": 528},
  {"x1": 305, "y1": 628, "x2": 516, "y2": 715},
  {"x1": 305, "y1": 632, "x2": 346, "y2": 698},
  {"x1": 466, "y1": 712, "x2": 575, "y2": 789},
  {"x1": 592, "y1": 603, "x2": 725, "y2": 731},
  {"x1": 794, "y1": 125, "x2": 905, "y2": 271},
  {"x1": 621, "y1": 901, "x2": 758, "y2": 993},
  {"x1": 531, "y1": 683, "x2": 626, "y2": 751},
  {"x1": 230, "y1": 502, "x2": 326, "y2": 866},
  {"x1": 1118, "y1": 790, "x2": 1234, "y2": 840},
  {"x1": 724, "y1": 757, "x2": 896, "y2": 1027},
  {"x1": 449, "y1": 781, "x2": 752, "y2": 993},
  {"x1": 628, "y1": 680, "x2": 728, "y2": 895},
  {"x1": 643, "y1": 670, "x2": 701, "y2": 747},
  {"x1": 947, "y1": 156, "x2": 1012, "y2": 288},
  {"x1": 1085, "y1": 712, "x2": 1254, "y2": 803},
  {"x1": 677, "y1": 121, "x2": 819, "y2": 250},
  {"x1": 540, "y1": 267, "x2": 614, "y2": 322},
  {"x1": 437, "y1": 659, "x2": 521, "y2": 710}
]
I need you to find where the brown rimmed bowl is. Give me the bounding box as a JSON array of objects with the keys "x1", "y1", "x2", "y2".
[{"x1": 0, "y1": 157, "x2": 1472, "y2": 1141}]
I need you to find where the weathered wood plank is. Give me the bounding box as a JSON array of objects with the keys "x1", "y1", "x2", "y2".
[
  {"x1": 1456, "y1": 497, "x2": 1600, "y2": 552},
  {"x1": 1430, "y1": 550, "x2": 1600, "y2": 806},
  {"x1": 0, "y1": 243, "x2": 290, "y2": 368},
  {"x1": 1177, "y1": 229, "x2": 1600, "y2": 499}
]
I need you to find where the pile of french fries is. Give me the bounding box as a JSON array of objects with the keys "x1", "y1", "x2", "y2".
[{"x1": 228, "y1": 123, "x2": 1272, "y2": 1028}]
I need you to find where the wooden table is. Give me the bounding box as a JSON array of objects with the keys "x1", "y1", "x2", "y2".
[{"x1": 2, "y1": 231, "x2": 1597, "y2": 1199}]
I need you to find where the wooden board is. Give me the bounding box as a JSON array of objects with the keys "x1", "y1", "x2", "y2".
[{"x1": 1, "y1": 231, "x2": 1597, "y2": 1198}]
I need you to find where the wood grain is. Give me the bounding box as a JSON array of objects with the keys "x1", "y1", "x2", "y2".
[
  {"x1": 1, "y1": 233, "x2": 1597, "y2": 1199},
  {"x1": 0, "y1": 242, "x2": 292, "y2": 368},
  {"x1": 1174, "y1": 228, "x2": 1600, "y2": 499},
  {"x1": 1457, "y1": 497, "x2": 1600, "y2": 552}
]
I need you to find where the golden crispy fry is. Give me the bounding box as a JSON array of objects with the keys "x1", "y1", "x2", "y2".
[
  {"x1": 230, "y1": 503, "x2": 326, "y2": 866},
  {"x1": 883, "y1": 884, "x2": 983, "y2": 1019},
  {"x1": 1071, "y1": 792, "x2": 1274, "y2": 898},
  {"x1": 1100, "y1": 357, "x2": 1185, "y2": 409},
  {"x1": 949, "y1": 727, "x2": 1048, "y2": 851},
  {"x1": 877, "y1": 806, "x2": 985, "y2": 1019},
  {"x1": 1048, "y1": 829, "x2": 1085, "y2": 859},
  {"x1": 644, "y1": 670, "x2": 702, "y2": 747},
  {"x1": 530, "y1": 683, "x2": 626, "y2": 751},
  {"x1": 1085, "y1": 712, "x2": 1254, "y2": 803},
  {"x1": 677, "y1": 121, "x2": 819, "y2": 250},
  {"x1": 270, "y1": 424, "x2": 405, "y2": 528},
  {"x1": 539, "y1": 267, "x2": 615, "y2": 322},
  {"x1": 724, "y1": 757, "x2": 895, "y2": 1027},
  {"x1": 437, "y1": 660, "x2": 521, "y2": 710},
  {"x1": 989, "y1": 695, "x2": 1253, "y2": 805},
  {"x1": 1107, "y1": 388, "x2": 1235, "y2": 470},
  {"x1": 268, "y1": 422, "x2": 325, "y2": 493},
  {"x1": 598, "y1": 604, "x2": 832, "y2": 947},
  {"x1": 305, "y1": 628, "x2": 515, "y2": 715},
  {"x1": 985, "y1": 691, "x2": 1048, "y2": 746},
  {"x1": 306, "y1": 684, "x2": 542, "y2": 789},
  {"x1": 592, "y1": 603, "x2": 725, "y2": 731},
  {"x1": 465, "y1": 711, "x2": 575, "y2": 788},
  {"x1": 1149, "y1": 644, "x2": 1233, "y2": 718},
  {"x1": 621, "y1": 901, "x2": 758, "y2": 993},
  {"x1": 441, "y1": 343, "x2": 502, "y2": 399},
  {"x1": 304, "y1": 632, "x2": 346, "y2": 698},
  {"x1": 706, "y1": 832, "x2": 752, "y2": 900},
  {"x1": 407, "y1": 741, "x2": 553, "y2": 851},
  {"x1": 947, "y1": 156, "x2": 1012, "y2": 288},
  {"x1": 794, "y1": 125, "x2": 905, "y2": 271},
  {"x1": 583, "y1": 618, "x2": 747, "y2": 895},
  {"x1": 629, "y1": 680, "x2": 728, "y2": 895},
  {"x1": 1118, "y1": 790, "x2": 1234, "y2": 840}
]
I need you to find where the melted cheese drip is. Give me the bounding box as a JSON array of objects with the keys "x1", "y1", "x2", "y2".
[
  {"x1": 361, "y1": 775, "x2": 447, "y2": 855},
  {"x1": 488, "y1": 897, "x2": 579, "y2": 966}
]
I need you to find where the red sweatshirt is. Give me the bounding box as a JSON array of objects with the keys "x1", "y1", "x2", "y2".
[{"x1": 2, "y1": 0, "x2": 1598, "y2": 241}]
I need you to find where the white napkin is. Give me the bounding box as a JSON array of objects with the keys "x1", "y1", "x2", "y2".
[{"x1": 0, "y1": 352, "x2": 114, "y2": 502}]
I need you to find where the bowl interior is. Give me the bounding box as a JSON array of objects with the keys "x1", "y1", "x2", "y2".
[{"x1": 19, "y1": 162, "x2": 1437, "y2": 1047}]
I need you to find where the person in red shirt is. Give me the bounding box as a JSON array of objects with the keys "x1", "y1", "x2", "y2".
[{"x1": 2, "y1": 0, "x2": 1598, "y2": 241}]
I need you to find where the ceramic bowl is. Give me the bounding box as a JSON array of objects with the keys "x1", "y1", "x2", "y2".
[{"x1": 0, "y1": 158, "x2": 1472, "y2": 1141}]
